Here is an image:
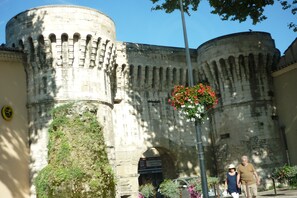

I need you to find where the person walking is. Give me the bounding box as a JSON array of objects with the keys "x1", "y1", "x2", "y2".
[
  {"x1": 237, "y1": 156, "x2": 260, "y2": 198},
  {"x1": 224, "y1": 164, "x2": 240, "y2": 198}
]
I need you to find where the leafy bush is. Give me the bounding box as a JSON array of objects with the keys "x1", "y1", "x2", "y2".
[
  {"x1": 272, "y1": 165, "x2": 297, "y2": 187},
  {"x1": 207, "y1": 176, "x2": 219, "y2": 189},
  {"x1": 139, "y1": 183, "x2": 156, "y2": 198},
  {"x1": 34, "y1": 102, "x2": 116, "y2": 198},
  {"x1": 159, "y1": 179, "x2": 180, "y2": 198}
]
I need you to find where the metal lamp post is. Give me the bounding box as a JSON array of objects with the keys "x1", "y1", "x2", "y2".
[{"x1": 178, "y1": 0, "x2": 209, "y2": 197}]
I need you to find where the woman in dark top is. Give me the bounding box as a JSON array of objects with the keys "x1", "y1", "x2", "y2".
[{"x1": 224, "y1": 164, "x2": 240, "y2": 198}]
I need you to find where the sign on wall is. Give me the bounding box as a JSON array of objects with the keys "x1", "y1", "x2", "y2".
[
  {"x1": 138, "y1": 157, "x2": 162, "y2": 174},
  {"x1": 1, "y1": 105, "x2": 13, "y2": 121}
]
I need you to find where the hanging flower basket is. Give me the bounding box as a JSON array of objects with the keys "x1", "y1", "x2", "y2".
[{"x1": 168, "y1": 83, "x2": 218, "y2": 122}]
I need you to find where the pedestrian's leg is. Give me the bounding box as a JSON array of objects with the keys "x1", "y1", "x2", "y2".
[
  {"x1": 251, "y1": 183, "x2": 257, "y2": 198},
  {"x1": 246, "y1": 184, "x2": 250, "y2": 198},
  {"x1": 241, "y1": 184, "x2": 248, "y2": 198}
]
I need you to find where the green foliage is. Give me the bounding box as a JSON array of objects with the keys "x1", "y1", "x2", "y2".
[
  {"x1": 139, "y1": 183, "x2": 156, "y2": 198},
  {"x1": 188, "y1": 178, "x2": 202, "y2": 193},
  {"x1": 159, "y1": 179, "x2": 180, "y2": 198},
  {"x1": 151, "y1": 0, "x2": 200, "y2": 14},
  {"x1": 272, "y1": 165, "x2": 297, "y2": 187},
  {"x1": 207, "y1": 176, "x2": 219, "y2": 189},
  {"x1": 208, "y1": 0, "x2": 274, "y2": 24},
  {"x1": 34, "y1": 103, "x2": 116, "y2": 198},
  {"x1": 150, "y1": 0, "x2": 297, "y2": 31}
]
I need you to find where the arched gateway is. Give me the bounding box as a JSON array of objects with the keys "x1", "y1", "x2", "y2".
[{"x1": 138, "y1": 147, "x2": 176, "y2": 189}]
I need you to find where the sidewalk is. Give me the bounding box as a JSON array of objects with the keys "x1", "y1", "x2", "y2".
[
  {"x1": 258, "y1": 188, "x2": 297, "y2": 198},
  {"x1": 221, "y1": 188, "x2": 297, "y2": 198}
]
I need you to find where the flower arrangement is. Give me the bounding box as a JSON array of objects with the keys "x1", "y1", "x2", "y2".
[
  {"x1": 168, "y1": 83, "x2": 218, "y2": 122},
  {"x1": 187, "y1": 176, "x2": 220, "y2": 198},
  {"x1": 187, "y1": 178, "x2": 202, "y2": 198}
]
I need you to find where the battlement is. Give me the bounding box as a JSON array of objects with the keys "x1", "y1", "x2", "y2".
[
  {"x1": 6, "y1": 5, "x2": 116, "y2": 69},
  {"x1": 114, "y1": 33, "x2": 280, "y2": 102},
  {"x1": 6, "y1": 5, "x2": 117, "y2": 104}
]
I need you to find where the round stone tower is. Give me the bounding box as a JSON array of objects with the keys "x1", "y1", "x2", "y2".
[
  {"x1": 6, "y1": 5, "x2": 116, "y2": 196},
  {"x1": 197, "y1": 32, "x2": 286, "y2": 183}
]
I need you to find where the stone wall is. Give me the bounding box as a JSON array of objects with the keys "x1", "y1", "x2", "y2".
[
  {"x1": 6, "y1": 5, "x2": 117, "y2": 197},
  {"x1": 3, "y1": 5, "x2": 289, "y2": 197},
  {"x1": 112, "y1": 33, "x2": 287, "y2": 193},
  {"x1": 113, "y1": 42, "x2": 200, "y2": 197}
]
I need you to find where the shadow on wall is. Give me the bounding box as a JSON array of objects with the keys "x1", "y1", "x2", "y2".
[
  {"x1": 1, "y1": 10, "x2": 58, "y2": 197},
  {"x1": 113, "y1": 39, "x2": 287, "y2": 191},
  {"x1": 0, "y1": 50, "x2": 31, "y2": 197},
  {"x1": 113, "y1": 43, "x2": 208, "y2": 182},
  {"x1": 0, "y1": 106, "x2": 29, "y2": 197}
]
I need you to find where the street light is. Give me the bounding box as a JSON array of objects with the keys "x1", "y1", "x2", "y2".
[{"x1": 178, "y1": 0, "x2": 209, "y2": 197}]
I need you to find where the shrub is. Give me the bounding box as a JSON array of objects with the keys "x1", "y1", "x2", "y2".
[
  {"x1": 207, "y1": 176, "x2": 219, "y2": 189},
  {"x1": 34, "y1": 102, "x2": 116, "y2": 198},
  {"x1": 272, "y1": 165, "x2": 297, "y2": 187},
  {"x1": 139, "y1": 183, "x2": 156, "y2": 198},
  {"x1": 159, "y1": 179, "x2": 180, "y2": 198}
]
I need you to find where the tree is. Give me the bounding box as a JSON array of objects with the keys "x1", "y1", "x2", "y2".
[{"x1": 150, "y1": 0, "x2": 297, "y2": 31}]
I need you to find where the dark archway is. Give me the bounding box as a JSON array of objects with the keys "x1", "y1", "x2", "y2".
[{"x1": 138, "y1": 147, "x2": 176, "y2": 190}]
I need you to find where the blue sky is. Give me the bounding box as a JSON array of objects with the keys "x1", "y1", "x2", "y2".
[{"x1": 0, "y1": 0, "x2": 296, "y2": 54}]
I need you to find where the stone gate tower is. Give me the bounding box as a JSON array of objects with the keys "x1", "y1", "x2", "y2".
[
  {"x1": 196, "y1": 33, "x2": 286, "y2": 178},
  {"x1": 6, "y1": 5, "x2": 117, "y2": 196}
]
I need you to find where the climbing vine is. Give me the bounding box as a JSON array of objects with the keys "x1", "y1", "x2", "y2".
[{"x1": 34, "y1": 102, "x2": 116, "y2": 198}]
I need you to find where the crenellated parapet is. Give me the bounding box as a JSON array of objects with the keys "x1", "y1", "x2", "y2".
[
  {"x1": 114, "y1": 34, "x2": 280, "y2": 104},
  {"x1": 114, "y1": 42, "x2": 198, "y2": 98},
  {"x1": 6, "y1": 5, "x2": 116, "y2": 104},
  {"x1": 197, "y1": 32, "x2": 280, "y2": 105}
]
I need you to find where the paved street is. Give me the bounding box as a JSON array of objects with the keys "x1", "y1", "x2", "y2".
[
  {"x1": 221, "y1": 188, "x2": 297, "y2": 198},
  {"x1": 257, "y1": 188, "x2": 297, "y2": 198}
]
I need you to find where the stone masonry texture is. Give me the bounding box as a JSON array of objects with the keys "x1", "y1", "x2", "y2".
[{"x1": 4, "y1": 5, "x2": 288, "y2": 198}]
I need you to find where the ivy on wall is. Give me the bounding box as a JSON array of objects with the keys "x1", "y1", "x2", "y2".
[{"x1": 34, "y1": 103, "x2": 116, "y2": 198}]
